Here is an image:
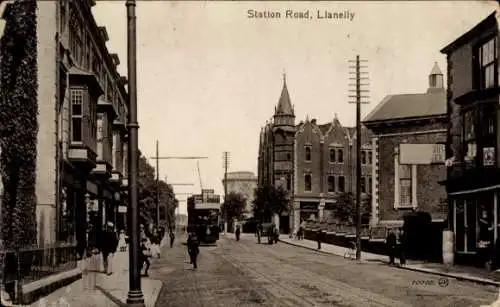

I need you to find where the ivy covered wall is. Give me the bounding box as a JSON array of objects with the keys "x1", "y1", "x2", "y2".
[{"x1": 0, "y1": 0, "x2": 38, "y2": 250}]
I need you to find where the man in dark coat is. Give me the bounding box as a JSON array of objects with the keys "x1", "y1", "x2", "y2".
[
  {"x1": 187, "y1": 232, "x2": 200, "y2": 269},
  {"x1": 386, "y1": 229, "x2": 397, "y2": 265},
  {"x1": 98, "y1": 222, "x2": 118, "y2": 275},
  {"x1": 397, "y1": 228, "x2": 407, "y2": 266},
  {"x1": 169, "y1": 230, "x2": 175, "y2": 248}
]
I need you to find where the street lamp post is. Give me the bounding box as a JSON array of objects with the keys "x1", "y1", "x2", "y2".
[{"x1": 125, "y1": 0, "x2": 145, "y2": 306}]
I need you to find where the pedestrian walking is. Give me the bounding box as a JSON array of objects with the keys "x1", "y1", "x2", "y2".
[
  {"x1": 187, "y1": 232, "x2": 200, "y2": 269},
  {"x1": 169, "y1": 230, "x2": 175, "y2": 248},
  {"x1": 118, "y1": 229, "x2": 127, "y2": 252},
  {"x1": 256, "y1": 223, "x2": 262, "y2": 244},
  {"x1": 316, "y1": 229, "x2": 322, "y2": 250},
  {"x1": 140, "y1": 237, "x2": 152, "y2": 277},
  {"x1": 235, "y1": 224, "x2": 241, "y2": 241},
  {"x1": 386, "y1": 229, "x2": 397, "y2": 265},
  {"x1": 397, "y1": 228, "x2": 407, "y2": 266},
  {"x1": 98, "y1": 222, "x2": 118, "y2": 275}
]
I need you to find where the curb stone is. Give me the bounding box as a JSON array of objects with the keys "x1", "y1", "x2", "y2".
[{"x1": 279, "y1": 238, "x2": 500, "y2": 287}]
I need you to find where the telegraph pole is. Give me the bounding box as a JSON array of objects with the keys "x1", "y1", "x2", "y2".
[
  {"x1": 222, "y1": 151, "x2": 230, "y2": 233},
  {"x1": 348, "y1": 55, "x2": 370, "y2": 261},
  {"x1": 156, "y1": 140, "x2": 160, "y2": 227},
  {"x1": 125, "y1": 0, "x2": 145, "y2": 305}
]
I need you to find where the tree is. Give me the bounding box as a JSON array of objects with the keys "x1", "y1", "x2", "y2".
[
  {"x1": 221, "y1": 192, "x2": 246, "y2": 222},
  {"x1": 332, "y1": 192, "x2": 371, "y2": 225},
  {"x1": 252, "y1": 183, "x2": 289, "y2": 222},
  {"x1": 137, "y1": 154, "x2": 178, "y2": 227}
]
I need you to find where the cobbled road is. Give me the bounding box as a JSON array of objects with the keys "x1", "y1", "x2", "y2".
[{"x1": 151, "y1": 233, "x2": 498, "y2": 307}]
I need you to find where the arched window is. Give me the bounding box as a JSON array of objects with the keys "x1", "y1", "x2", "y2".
[
  {"x1": 305, "y1": 146, "x2": 312, "y2": 161},
  {"x1": 337, "y1": 148, "x2": 344, "y2": 163},
  {"x1": 329, "y1": 148, "x2": 336, "y2": 162}
]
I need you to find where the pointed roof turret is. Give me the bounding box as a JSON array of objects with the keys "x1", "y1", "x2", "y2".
[
  {"x1": 430, "y1": 62, "x2": 442, "y2": 75},
  {"x1": 428, "y1": 62, "x2": 444, "y2": 93},
  {"x1": 275, "y1": 73, "x2": 294, "y2": 116}
]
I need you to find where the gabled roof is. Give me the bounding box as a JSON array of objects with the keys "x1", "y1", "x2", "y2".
[
  {"x1": 363, "y1": 90, "x2": 446, "y2": 123},
  {"x1": 275, "y1": 74, "x2": 294, "y2": 116}
]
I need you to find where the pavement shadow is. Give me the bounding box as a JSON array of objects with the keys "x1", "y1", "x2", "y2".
[{"x1": 95, "y1": 285, "x2": 127, "y2": 307}]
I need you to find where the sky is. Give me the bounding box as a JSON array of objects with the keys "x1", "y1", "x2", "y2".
[{"x1": 92, "y1": 1, "x2": 498, "y2": 215}]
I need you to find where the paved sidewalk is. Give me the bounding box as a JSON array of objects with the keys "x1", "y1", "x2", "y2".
[
  {"x1": 27, "y1": 249, "x2": 163, "y2": 307},
  {"x1": 280, "y1": 236, "x2": 500, "y2": 287}
]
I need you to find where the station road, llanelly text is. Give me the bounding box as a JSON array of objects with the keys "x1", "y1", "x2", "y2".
[{"x1": 247, "y1": 9, "x2": 355, "y2": 21}]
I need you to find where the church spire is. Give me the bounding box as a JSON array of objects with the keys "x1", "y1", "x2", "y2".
[{"x1": 275, "y1": 72, "x2": 294, "y2": 116}]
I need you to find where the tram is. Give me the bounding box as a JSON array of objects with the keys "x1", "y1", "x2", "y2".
[{"x1": 187, "y1": 190, "x2": 221, "y2": 245}]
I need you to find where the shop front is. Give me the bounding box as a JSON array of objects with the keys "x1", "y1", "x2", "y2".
[
  {"x1": 300, "y1": 202, "x2": 319, "y2": 222},
  {"x1": 450, "y1": 188, "x2": 500, "y2": 267}
]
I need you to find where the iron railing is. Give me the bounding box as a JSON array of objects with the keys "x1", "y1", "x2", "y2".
[{"x1": 1, "y1": 243, "x2": 78, "y2": 287}]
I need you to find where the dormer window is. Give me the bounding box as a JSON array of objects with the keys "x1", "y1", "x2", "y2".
[{"x1": 305, "y1": 146, "x2": 311, "y2": 161}]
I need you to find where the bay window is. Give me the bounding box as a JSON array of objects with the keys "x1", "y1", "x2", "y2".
[
  {"x1": 462, "y1": 103, "x2": 497, "y2": 167},
  {"x1": 70, "y1": 87, "x2": 97, "y2": 152},
  {"x1": 464, "y1": 108, "x2": 477, "y2": 166},
  {"x1": 71, "y1": 88, "x2": 83, "y2": 142}
]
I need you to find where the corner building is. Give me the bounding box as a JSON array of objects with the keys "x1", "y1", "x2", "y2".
[{"x1": 258, "y1": 75, "x2": 373, "y2": 234}]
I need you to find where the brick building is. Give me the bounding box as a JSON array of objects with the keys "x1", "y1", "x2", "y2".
[
  {"x1": 2, "y1": 1, "x2": 129, "y2": 301},
  {"x1": 363, "y1": 63, "x2": 448, "y2": 228},
  {"x1": 257, "y1": 75, "x2": 373, "y2": 234},
  {"x1": 440, "y1": 11, "x2": 500, "y2": 265},
  {"x1": 222, "y1": 171, "x2": 257, "y2": 219}
]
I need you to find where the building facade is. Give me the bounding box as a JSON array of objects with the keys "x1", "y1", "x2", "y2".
[
  {"x1": 257, "y1": 75, "x2": 373, "y2": 233},
  {"x1": 222, "y1": 171, "x2": 257, "y2": 219},
  {"x1": 441, "y1": 11, "x2": 500, "y2": 265},
  {"x1": 31, "y1": 0, "x2": 129, "y2": 275},
  {"x1": 363, "y1": 64, "x2": 448, "y2": 228}
]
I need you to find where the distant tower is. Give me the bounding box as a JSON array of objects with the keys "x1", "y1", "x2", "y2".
[
  {"x1": 427, "y1": 62, "x2": 444, "y2": 93},
  {"x1": 272, "y1": 73, "x2": 296, "y2": 192}
]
